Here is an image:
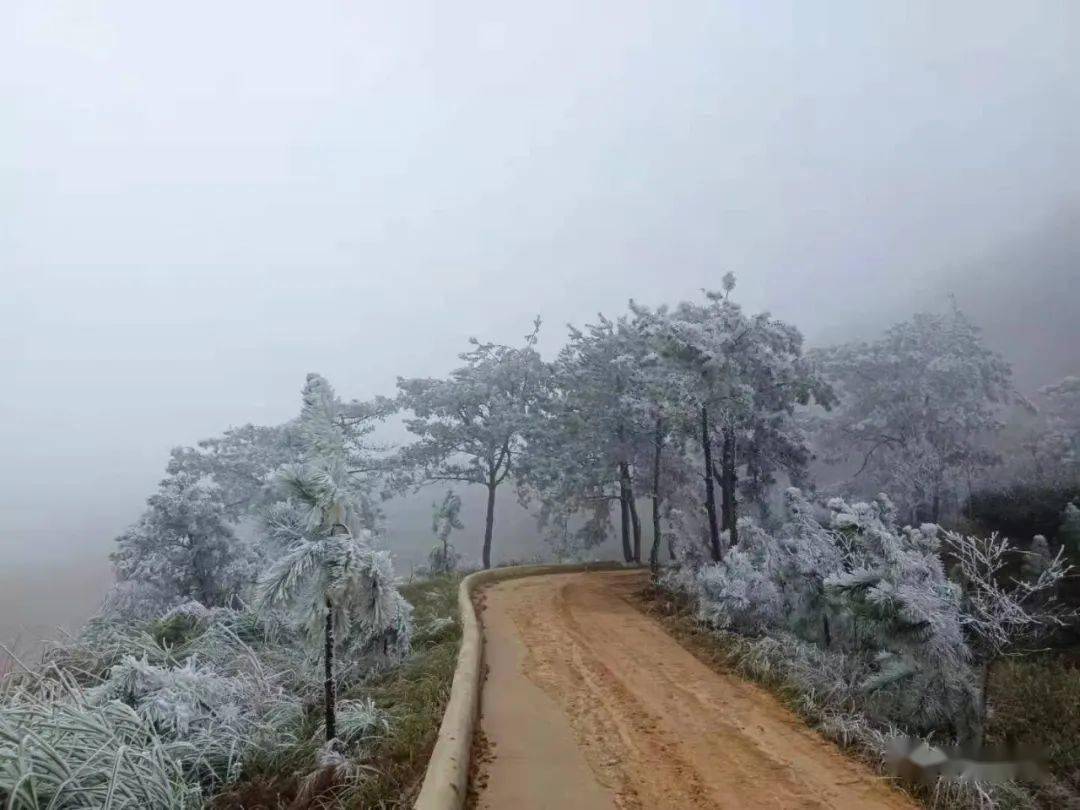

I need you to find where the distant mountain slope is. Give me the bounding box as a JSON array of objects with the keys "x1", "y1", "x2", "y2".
[
  {"x1": 810, "y1": 206, "x2": 1079, "y2": 393},
  {"x1": 944, "y1": 206, "x2": 1079, "y2": 391}
]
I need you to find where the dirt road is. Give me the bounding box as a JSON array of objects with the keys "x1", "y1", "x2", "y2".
[{"x1": 472, "y1": 569, "x2": 916, "y2": 810}]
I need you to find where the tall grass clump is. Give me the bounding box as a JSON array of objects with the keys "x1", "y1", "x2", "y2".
[{"x1": 0, "y1": 667, "x2": 201, "y2": 808}]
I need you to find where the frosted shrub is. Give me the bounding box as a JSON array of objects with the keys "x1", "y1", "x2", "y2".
[
  {"x1": 822, "y1": 501, "x2": 979, "y2": 737},
  {"x1": 88, "y1": 652, "x2": 305, "y2": 782},
  {"x1": 670, "y1": 488, "x2": 980, "y2": 737},
  {"x1": 693, "y1": 533, "x2": 784, "y2": 633}
]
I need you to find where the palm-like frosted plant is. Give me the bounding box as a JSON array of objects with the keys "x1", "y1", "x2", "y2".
[
  {"x1": 258, "y1": 503, "x2": 410, "y2": 740},
  {"x1": 258, "y1": 375, "x2": 411, "y2": 741}
]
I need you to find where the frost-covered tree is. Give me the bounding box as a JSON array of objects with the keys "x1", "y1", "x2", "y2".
[
  {"x1": 165, "y1": 391, "x2": 395, "y2": 525},
  {"x1": 166, "y1": 423, "x2": 304, "y2": 521},
  {"x1": 518, "y1": 314, "x2": 655, "y2": 562},
  {"x1": 641, "y1": 277, "x2": 831, "y2": 559},
  {"x1": 1036, "y1": 375, "x2": 1080, "y2": 481},
  {"x1": 109, "y1": 471, "x2": 262, "y2": 617},
  {"x1": 516, "y1": 393, "x2": 617, "y2": 559},
  {"x1": 258, "y1": 374, "x2": 411, "y2": 741},
  {"x1": 428, "y1": 489, "x2": 463, "y2": 574},
  {"x1": 397, "y1": 322, "x2": 549, "y2": 568},
  {"x1": 625, "y1": 301, "x2": 703, "y2": 570},
  {"x1": 108, "y1": 374, "x2": 396, "y2": 625},
  {"x1": 813, "y1": 305, "x2": 1014, "y2": 523}
]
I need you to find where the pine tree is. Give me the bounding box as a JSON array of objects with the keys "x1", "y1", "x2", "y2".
[
  {"x1": 397, "y1": 321, "x2": 548, "y2": 568},
  {"x1": 638, "y1": 278, "x2": 831, "y2": 559},
  {"x1": 108, "y1": 470, "x2": 261, "y2": 617},
  {"x1": 258, "y1": 374, "x2": 412, "y2": 741},
  {"x1": 814, "y1": 305, "x2": 1015, "y2": 523},
  {"x1": 428, "y1": 489, "x2": 463, "y2": 574}
]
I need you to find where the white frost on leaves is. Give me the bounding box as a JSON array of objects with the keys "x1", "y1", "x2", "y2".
[{"x1": 667, "y1": 489, "x2": 979, "y2": 735}]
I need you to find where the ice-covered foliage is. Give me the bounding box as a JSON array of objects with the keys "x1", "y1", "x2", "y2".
[
  {"x1": 1, "y1": 573, "x2": 412, "y2": 808},
  {"x1": 106, "y1": 373, "x2": 397, "y2": 625},
  {"x1": 1022, "y1": 534, "x2": 1054, "y2": 580},
  {"x1": 942, "y1": 529, "x2": 1071, "y2": 659},
  {"x1": 259, "y1": 517, "x2": 412, "y2": 669},
  {"x1": 635, "y1": 281, "x2": 832, "y2": 556},
  {"x1": 669, "y1": 488, "x2": 980, "y2": 736},
  {"x1": 108, "y1": 471, "x2": 262, "y2": 618},
  {"x1": 426, "y1": 489, "x2": 463, "y2": 574},
  {"x1": 328, "y1": 697, "x2": 390, "y2": 746},
  {"x1": 259, "y1": 375, "x2": 412, "y2": 670},
  {"x1": 517, "y1": 313, "x2": 656, "y2": 561},
  {"x1": 1, "y1": 603, "x2": 323, "y2": 807},
  {"x1": 397, "y1": 321, "x2": 549, "y2": 568},
  {"x1": 669, "y1": 486, "x2": 1073, "y2": 742},
  {"x1": 87, "y1": 653, "x2": 304, "y2": 781},
  {"x1": 0, "y1": 678, "x2": 201, "y2": 808},
  {"x1": 166, "y1": 423, "x2": 304, "y2": 521},
  {"x1": 1037, "y1": 375, "x2": 1080, "y2": 478},
  {"x1": 3, "y1": 374, "x2": 419, "y2": 806},
  {"x1": 812, "y1": 305, "x2": 1015, "y2": 523}
]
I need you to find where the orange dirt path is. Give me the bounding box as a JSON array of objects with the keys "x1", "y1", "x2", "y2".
[{"x1": 472, "y1": 569, "x2": 917, "y2": 810}]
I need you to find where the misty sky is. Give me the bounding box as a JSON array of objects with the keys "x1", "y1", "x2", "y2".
[{"x1": 3, "y1": 0, "x2": 1079, "y2": 591}]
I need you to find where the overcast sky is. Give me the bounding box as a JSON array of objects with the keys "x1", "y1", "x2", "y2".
[{"x1": 2, "y1": 0, "x2": 1078, "y2": 591}]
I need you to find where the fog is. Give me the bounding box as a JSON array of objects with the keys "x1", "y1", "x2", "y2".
[{"x1": 3, "y1": 1, "x2": 1078, "y2": 643}]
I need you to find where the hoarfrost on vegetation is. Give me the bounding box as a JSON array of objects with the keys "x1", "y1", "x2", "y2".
[
  {"x1": 4, "y1": 270, "x2": 1075, "y2": 805},
  {"x1": 1, "y1": 373, "x2": 417, "y2": 807},
  {"x1": 425, "y1": 489, "x2": 463, "y2": 575},
  {"x1": 666, "y1": 487, "x2": 1069, "y2": 744}
]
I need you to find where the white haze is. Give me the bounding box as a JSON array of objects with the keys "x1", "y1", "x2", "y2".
[{"x1": 2, "y1": 1, "x2": 1078, "y2": 642}]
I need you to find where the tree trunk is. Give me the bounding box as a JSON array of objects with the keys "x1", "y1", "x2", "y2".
[
  {"x1": 324, "y1": 597, "x2": 336, "y2": 741},
  {"x1": 977, "y1": 658, "x2": 993, "y2": 745},
  {"x1": 628, "y1": 484, "x2": 642, "y2": 563},
  {"x1": 701, "y1": 406, "x2": 722, "y2": 561},
  {"x1": 618, "y1": 466, "x2": 633, "y2": 563},
  {"x1": 482, "y1": 479, "x2": 497, "y2": 569},
  {"x1": 721, "y1": 425, "x2": 738, "y2": 547},
  {"x1": 193, "y1": 545, "x2": 215, "y2": 607},
  {"x1": 650, "y1": 416, "x2": 663, "y2": 573}
]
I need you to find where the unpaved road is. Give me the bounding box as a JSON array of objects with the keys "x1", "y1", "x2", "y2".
[{"x1": 472, "y1": 569, "x2": 916, "y2": 810}]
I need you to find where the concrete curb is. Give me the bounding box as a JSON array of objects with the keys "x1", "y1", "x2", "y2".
[{"x1": 413, "y1": 562, "x2": 631, "y2": 810}]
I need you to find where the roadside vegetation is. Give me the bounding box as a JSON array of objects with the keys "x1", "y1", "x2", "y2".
[
  {"x1": 3, "y1": 276, "x2": 1077, "y2": 807},
  {"x1": 213, "y1": 573, "x2": 462, "y2": 809},
  {"x1": 641, "y1": 561, "x2": 1080, "y2": 809}
]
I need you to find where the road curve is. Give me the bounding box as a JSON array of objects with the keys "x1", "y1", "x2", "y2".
[{"x1": 471, "y1": 569, "x2": 916, "y2": 810}]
